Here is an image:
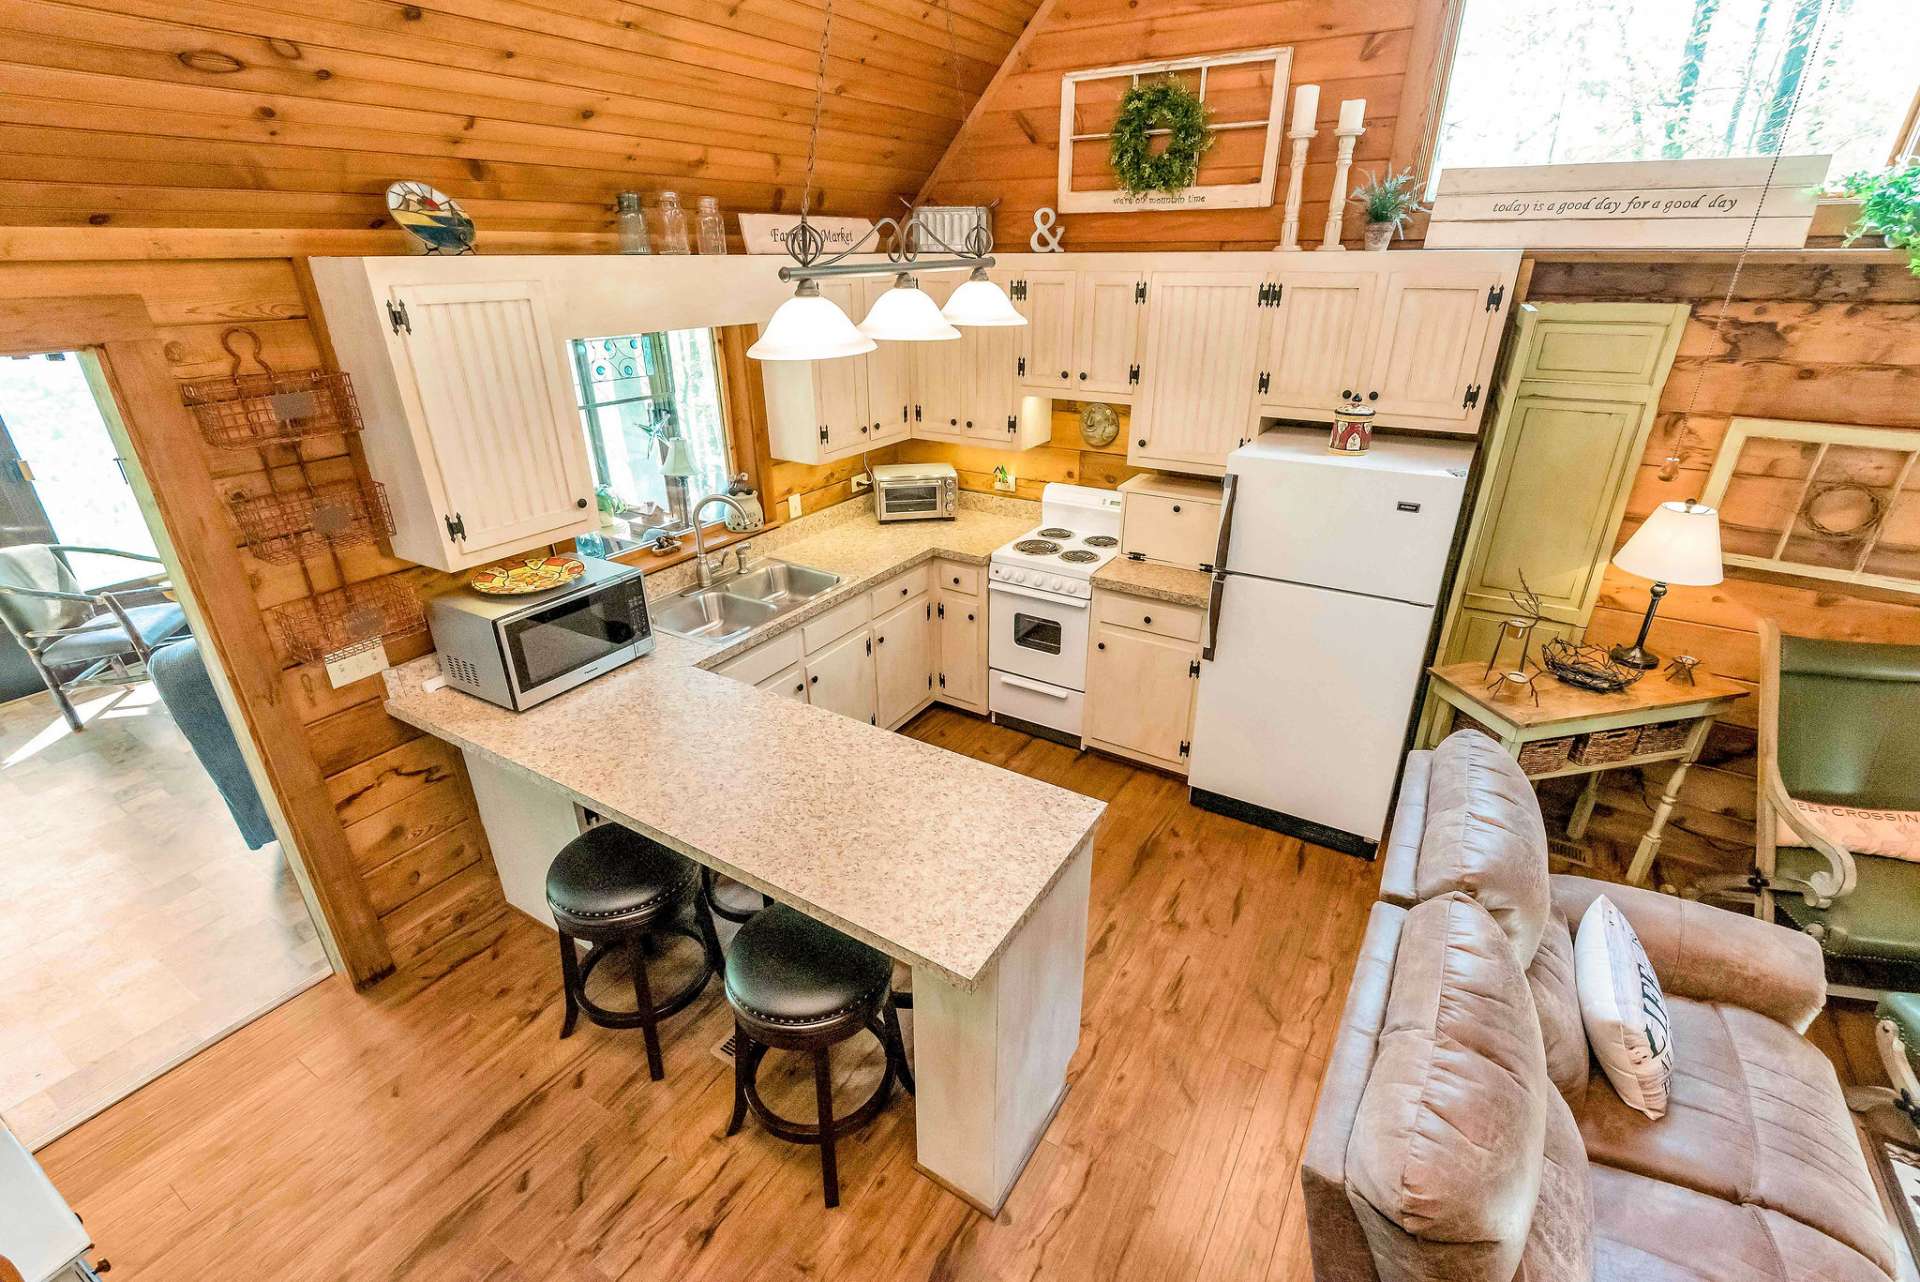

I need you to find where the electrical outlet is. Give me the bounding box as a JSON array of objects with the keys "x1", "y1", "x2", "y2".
[
  {"x1": 851, "y1": 471, "x2": 871, "y2": 492},
  {"x1": 787, "y1": 492, "x2": 803, "y2": 520},
  {"x1": 993, "y1": 466, "x2": 1018, "y2": 494}
]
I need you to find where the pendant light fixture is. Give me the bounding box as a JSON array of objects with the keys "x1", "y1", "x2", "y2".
[
  {"x1": 859, "y1": 273, "x2": 960, "y2": 341},
  {"x1": 943, "y1": 265, "x2": 1026, "y2": 327}
]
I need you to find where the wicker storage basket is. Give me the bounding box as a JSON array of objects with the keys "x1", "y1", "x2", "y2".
[
  {"x1": 1572, "y1": 727, "x2": 1641, "y2": 766},
  {"x1": 1450, "y1": 709, "x2": 1574, "y2": 774},
  {"x1": 1636, "y1": 719, "x2": 1694, "y2": 755}
]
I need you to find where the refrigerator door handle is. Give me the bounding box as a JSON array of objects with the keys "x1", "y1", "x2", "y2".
[
  {"x1": 1211, "y1": 471, "x2": 1239, "y2": 574},
  {"x1": 1202, "y1": 572, "x2": 1226, "y2": 661}
]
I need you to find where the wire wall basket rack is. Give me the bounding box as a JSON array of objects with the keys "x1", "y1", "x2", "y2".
[
  {"x1": 230, "y1": 477, "x2": 394, "y2": 565},
  {"x1": 180, "y1": 327, "x2": 363, "y2": 448},
  {"x1": 269, "y1": 577, "x2": 425, "y2": 665}
]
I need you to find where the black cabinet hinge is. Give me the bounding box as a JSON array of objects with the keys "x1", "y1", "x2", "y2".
[
  {"x1": 928, "y1": 672, "x2": 933, "y2": 689},
  {"x1": 1199, "y1": 561, "x2": 1213, "y2": 573},
  {"x1": 1486, "y1": 284, "x2": 1506, "y2": 311},
  {"x1": 1256, "y1": 282, "x2": 1269, "y2": 307},
  {"x1": 819, "y1": 424, "x2": 829, "y2": 444},
  {"x1": 444, "y1": 512, "x2": 465, "y2": 541},
  {"x1": 913, "y1": 404, "x2": 923, "y2": 422},
  {"x1": 1017, "y1": 355, "x2": 1026, "y2": 376},
  {"x1": 1462, "y1": 383, "x2": 1482, "y2": 410},
  {"x1": 938, "y1": 672, "x2": 946, "y2": 688},
  {"x1": 1134, "y1": 280, "x2": 1147, "y2": 303},
  {"x1": 926, "y1": 602, "x2": 931, "y2": 620},
  {"x1": 1011, "y1": 279, "x2": 1028, "y2": 301},
  {"x1": 1178, "y1": 740, "x2": 1190, "y2": 758},
  {"x1": 1007, "y1": 415, "x2": 1017, "y2": 435},
  {"x1": 937, "y1": 602, "x2": 945, "y2": 619},
  {"x1": 1125, "y1": 551, "x2": 1146, "y2": 562},
  {"x1": 1189, "y1": 660, "x2": 1201, "y2": 678},
  {"x1": 1257, "y1": 282, "x2": 1283, "y2": 307},
  {"x1": 386, "y1": 299, "x2": 411, "y2": 334},
  {"x1": 1128, "y1": 363, "x2": 1140, "y2": 386},
  {"x1": 1257, "y1": 371, "x2": 1271, "y2": 394},
  {"x1": 866, "y1": 636, "x2": 872, "y2": 656}
]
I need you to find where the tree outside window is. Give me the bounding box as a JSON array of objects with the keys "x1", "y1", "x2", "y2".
[{"x1": 1434, "y1": 0, "x2": 1919, "y2": 184}]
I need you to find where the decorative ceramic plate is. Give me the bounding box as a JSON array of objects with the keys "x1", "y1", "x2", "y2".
[
  {"x1": 469, "y1": 557, "x2": 585, "y2": 595},
  {"x1": 386, "y1": 181, "x2": 476, "y2": 255},
  {"x1": 1080, "y1": 402, "x2": 1119, "y2": 448}
]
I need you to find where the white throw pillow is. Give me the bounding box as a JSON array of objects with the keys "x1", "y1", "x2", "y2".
[{"x1": 1574, "y1": 894, "x2": 1673, "y2": 1119}]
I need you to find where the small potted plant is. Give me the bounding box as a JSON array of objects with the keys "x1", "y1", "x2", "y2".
[
  {"x1": 1350, "y1": 169, "x2": 1426, "y2": 251},
  {"x1": 1834, "y1": 161, "x2": 1919, "y2": 275}
]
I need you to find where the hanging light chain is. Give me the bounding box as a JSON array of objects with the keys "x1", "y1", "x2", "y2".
[
  {"x1": 941, "y1": 0, "x2": 966, "y2": 119},
  {"x1": 802, "y1": 0, "x2": 835, "y2": 221}
]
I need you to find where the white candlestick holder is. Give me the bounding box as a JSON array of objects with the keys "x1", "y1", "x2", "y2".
[
  {"x1": 1276, "y1": 128, "x2": 1316, "y2": 251},
  {"x1": 1319, "y1": 125, "x2": 1365, "y2": 251}
]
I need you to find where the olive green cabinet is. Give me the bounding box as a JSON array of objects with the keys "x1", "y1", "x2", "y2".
[{"x1": 1436, "y1": 302, "x2": 1690, "y2": 670}]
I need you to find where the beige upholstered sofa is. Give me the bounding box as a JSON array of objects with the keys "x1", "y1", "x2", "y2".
[{"x1": 1301, "y1": 730, "x2": 1897, "y2": 1282}]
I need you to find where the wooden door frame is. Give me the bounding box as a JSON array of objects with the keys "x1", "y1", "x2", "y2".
[{"x1": 0, "y1": 295, "x2": 393, "y2": 984}]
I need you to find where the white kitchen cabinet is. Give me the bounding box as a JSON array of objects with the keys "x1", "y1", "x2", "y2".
[
  {"x1": 873, "y1": 594, "x2": 935, "y2": 728},
  {"x1": 1362, "y1": 264, "x2": 1510, "y2": 428},
  {"x1": 911, "y1": 276, "x2": 975, "y2": 441},
  {"x1": 1128, "y1": 272, "x2": 1265, "y2": 476},
  {"x1": 758, "y1": 662, "x2": 810, "y2": 702},
  {"x1": 804, "y1": 625, "x2": 875, "y2": 724},
  {"x1": 1083, "y1": 594, "x2": 1201, "y2": 774},
  {"x1": 306, "y1": 264, "x2": 597, "y2": 571},
  {"x1": 860, "y1": 275, "x2": 914, "y2": 448},
  {"x1": 1258, "y1": 270, "x2": 1379, "y2": 419},
  {"x1": 933, "y1": 557, "x2": 987, "y2": 714},
  {"x1": 1013, "y1": 270, "x2": 1076, "y2": 393},
  {"x1": 761, "y1": 278, "x2": 875, "y2": 464},
  {"x1": 1118, "y1": 472, "x2": 1224, "y2": 571},
  {"x1": 1075, "y1": 270, "x2": 1146, "y2": 397}
]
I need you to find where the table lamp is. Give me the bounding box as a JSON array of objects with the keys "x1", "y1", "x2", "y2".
[{"x1": 1608, "y1": 498, "x2": 1723, "y2": 669}]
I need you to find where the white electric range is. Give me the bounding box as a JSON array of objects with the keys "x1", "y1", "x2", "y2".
[{"x1": 987, "y1": 482, "x2": 1125, "y2": 743}]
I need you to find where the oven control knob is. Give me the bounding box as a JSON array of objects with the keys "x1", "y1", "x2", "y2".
[{"x1": 1046, "y1": 576, "x2": 1063, "y2": 592}]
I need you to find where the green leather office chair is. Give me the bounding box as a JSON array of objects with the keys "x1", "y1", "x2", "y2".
[{"x1": 1753, "y1": 619, "x2": 1920, "y2": 995}]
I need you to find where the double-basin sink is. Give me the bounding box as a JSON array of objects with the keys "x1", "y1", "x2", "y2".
[{"x1": 651, "y1": 560, "x2": 842, "y2": 645}]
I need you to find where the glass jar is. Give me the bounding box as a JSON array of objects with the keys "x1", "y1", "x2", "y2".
[
  {"x1": 615, "y1": 191, "x2": 649, "y2": 254},
  {"x1": 650, "y1": 191, "x2": 690, "y2": 254},
  {"x1": 696, "y1": 195, "x2": 727, "y2": 255}
]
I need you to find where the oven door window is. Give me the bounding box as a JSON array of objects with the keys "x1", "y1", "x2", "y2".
[
  {"x1": 505, "y1": 591, "x2": 636, "y2": 692},
  {"x1": 884, "y1": 483, "x2": 940, "y2": 515},
  {"x1": 1011, "y1": 610, "x2": 1063, "y2": 655}
]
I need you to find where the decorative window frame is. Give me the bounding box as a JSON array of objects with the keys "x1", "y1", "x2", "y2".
[{"x1": 1701, "y1": 416, "x2": 1920, "y2": 596}]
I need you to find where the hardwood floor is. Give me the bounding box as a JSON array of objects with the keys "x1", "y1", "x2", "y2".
[
  {"x1": 0, "y1": 681, "x2": 327, "y2": 1147},
  {"x1": 33, "y1": 707, "x2": 1382, "y2": 1281}
]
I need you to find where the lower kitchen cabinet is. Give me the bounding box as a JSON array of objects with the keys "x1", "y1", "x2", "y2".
[
  {"x1": 805, "y1": 626, "x2": 875, "y2": 724},
  {"x1": 1083, "y1": 592, "x2": 1202, "y2": 774},
  {"x1": 933, "y1": 557, "x2": 988, "y2": 715},
  {"x1": 874, "y1": 593, "x2": 934, "y2": 729},
  {"x1": 758, "y1": 662, "x2": 809, "y2": 701}
]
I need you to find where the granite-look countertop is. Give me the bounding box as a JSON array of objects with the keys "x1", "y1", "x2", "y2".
[
  {"x1": 1092, "y1": 558, "x2": 1213, "y2": 608},
  {"x1": 384, "y1": 502, "x2": 1106, "y2": 990}
]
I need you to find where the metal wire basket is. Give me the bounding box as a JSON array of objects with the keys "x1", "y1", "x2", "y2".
[
  {"x1": 269, "y1": 577, "x2": 424, "y2": 665},
  {"x1": 230, "y1": 478, "x2": 393, "y2": 565},
  {"x1": 180, "y1": 327, "x2": 363, "y2": 449}
]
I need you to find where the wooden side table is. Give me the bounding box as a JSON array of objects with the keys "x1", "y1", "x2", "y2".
[{"x1": 1423, "y1": 661, "x2": 1749, "y2": 885}]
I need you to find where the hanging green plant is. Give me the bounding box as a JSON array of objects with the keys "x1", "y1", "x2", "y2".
[{"x1": 1108, "y1": 75, "x2": 1215, "y2": 196}]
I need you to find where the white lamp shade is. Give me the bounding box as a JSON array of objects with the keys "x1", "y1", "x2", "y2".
[
  {"x1": 660, "y1": 437, "x2": 695, "y2": 478},
  {"x1": 1612, "y1": 500, "x2": 1724, "y2": 586},
  {"x1": 747, "y1": 290, "x2": 876, "y2": 360},
  {"x1": 858, "y1": 281, "x2": 960, "y2": 342},
  {"x1": 941, "y1": 276, "x2": 1027, "y2": 327}
]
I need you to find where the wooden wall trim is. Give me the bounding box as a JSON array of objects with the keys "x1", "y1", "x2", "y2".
[
  {"x1": 0, "y1": 294, "x2": 394, "y2": 985},
  {"x1": 1392, "y1": 0, "x2": 1466, "y2": 180}
]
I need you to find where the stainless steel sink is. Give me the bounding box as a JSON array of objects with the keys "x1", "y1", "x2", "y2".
[
  {"x1": 651, "y1": 588, "x2": 778, "y2": 644},
  {"x1": 651, "y1": 561, "x2": 841, "y2": 643},
  {"x1": 725, "y1": 561, "x2": 841, "y2": 607}
]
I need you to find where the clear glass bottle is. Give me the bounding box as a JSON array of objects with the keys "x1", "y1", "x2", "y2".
[
  {"x1": 696, "y1": 195, "x2": 728, "y2": 255},
  {"x1": 615, "y1": 191, "x2": 649, "y2": 254},
  {"x1": 651, "y1": 191, "x2": 690, "y2": 254}
]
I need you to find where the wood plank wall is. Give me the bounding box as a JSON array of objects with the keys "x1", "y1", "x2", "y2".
[
  {"x1": 919, "y1": 0, "x2": 1437, "y2": 251},
  {"x1": 1526, "y1": 256, "x2": 1920, "y2": 888},
  {"x1": 898, "y1": 402, "x2": 1140, "y2": 499}
]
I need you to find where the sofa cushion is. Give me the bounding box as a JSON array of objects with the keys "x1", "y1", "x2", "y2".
[
  {"x1": 1590, "y1": 1164, "x2": 1892, "y2": 1282},
  {"x1": 1347, "y1": 892, "x2": 1550, "y2": 1281},
  {"x1": 1578, "y1": 995, "x2": 1896, "y2": 1277},
  {"x1": 1575, "y1": 894, "x2": 1675, "y2": 1120},
  {"x1": 1418, "y1": 731, "x2": 1552, "y2": 966},
  {"x1": 1516, "y1": 1088, "x2": 1594, "y2": 1281},
  {"x1": 1528, "y1": 906, "x2": 1589, "y2": 1112}
]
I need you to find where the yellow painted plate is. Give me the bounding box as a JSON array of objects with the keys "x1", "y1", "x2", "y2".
[{"x1": 469, "y1": 556, "x2": 586, "y2": 595}]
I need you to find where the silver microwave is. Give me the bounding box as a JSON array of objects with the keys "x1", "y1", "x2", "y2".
[
  {"x1": 428, "y1": 558, "x2": 653, "y2": 711},
  {"x1": 873, "y1": 462, "x2": 958, "y2": 522}
]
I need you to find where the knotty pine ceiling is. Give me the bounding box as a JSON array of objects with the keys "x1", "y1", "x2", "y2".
[{"x1": 1, "y1": 0, "x2": 1042, "y2": 236}]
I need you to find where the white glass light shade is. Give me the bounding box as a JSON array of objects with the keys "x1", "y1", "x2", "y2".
[
  {"x1": 858, "y1": 278, "x2": 960, "y2": 342},
  {"x1": 942, "y1": 274, "x2": 1027, "y2": 327},
  {"x1": 1612, "y1": 500, "x2": 1724, "y2": 586},
  {"x1": 747, "y1": 286, "x2": 876, "y2": 360}
]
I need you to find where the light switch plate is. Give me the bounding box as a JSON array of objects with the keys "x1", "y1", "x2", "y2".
[
  {"x1": 324, "y1": 639, "x2": 389, "y2": 689},
  {"x1": 787, "y1": 492, "x2": 803, "y2": 520}
]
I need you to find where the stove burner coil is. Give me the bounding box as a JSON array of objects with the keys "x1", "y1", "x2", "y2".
[
  {"x1": 1082, "y1": 535, "x2": 1118, "y2": 548},
  {"x1": 1037, "y1": 527, "x2": 1075, "y2": 539},
  {"x1": 1014, "y1": 539, "x2": 1063, "y2": 555},
  {"x1": 1060, "y1": 549, "x2": 1099, "y2": 564}
]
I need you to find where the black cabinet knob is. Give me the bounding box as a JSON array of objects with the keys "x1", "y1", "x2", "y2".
[
  {"x1": 1078, "y1": 372, "x2": 1088, "y2": 381},
  {"x1": 878, "y1": 635, "x2": 886, "y2": 645},
  {"x1": 1341, "y1": 388, "x2": 1353, "y2": 399},
  {"x1": 1096, "y1": 641, "x2": 1105, "y2": 650},
  {"x1": 809, "y1": 675, "x2": 819, "y2": 685},
  {"x1": 949, "y1": 417, "x2": 957, "y2": 425},
  {"x1": 1143, "y1": 615, "x2": 1152, "y2": 624},
  {"x1": 965, "y1": 419, "x2": 973, "y2": 428},
  {"x1": 1060, "y1": 369, "x2": 1069, "y2": 379},
  {"x1": 1368, "y1": 391, "x2": 1379, "y2": 401},
  {"x1": 967, "y1": 613, "x2": 974, "y2": 621},
  {"x1": 951, "y1": 576, "x2": 960, "y2": 585},
  {"x1": 1172, "y1": 504, "x2": 1181, "y2": 513},
  {"x1": 794, "y1": 683, "x2": 805, "y2": 694},
  {"x1": 1137, "y1": 438, "x2": 1146, "y2": 447},
  {"x1": 576, "y1": 498, "x2": 588, "y2": 508}
]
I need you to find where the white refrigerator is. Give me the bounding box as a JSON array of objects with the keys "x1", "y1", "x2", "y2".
[{"x1": 1188, "y1": 427, "x2": 1474, "y2": 853}]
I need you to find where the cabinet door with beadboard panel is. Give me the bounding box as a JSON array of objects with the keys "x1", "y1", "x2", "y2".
[
  {"x1": 387, "y1": 279, "x2": 593, "y2": 561},
  {"x1": 935, "y1": 590, "x2": 986, "y2": 712},
  {"x1": 1260, "y1": 271, "x2": 1379, "y2": 418},
  {"x1": 804, "y1": 625, "x2": 875, "y2": 724},
  {"x1": 911, "y1": 276, "x2": 971, "y2": 440},
  {"x1": 1016, "y1": 269, "x2": 1076, "y2": 393},
  {"x1": 1075, "y1": 271, "x2": 1147, "y2": 396},
  {"x1": 967, "y1": 270, "x2": 1022, "y2": 442},
  {"x1": 814, "y1": 278, "x2": 870, "y2": 454},
  {"x1": 874, "y1": 594, "x2": 934, "y2": 727},
  {"x1": 1128, "y1": 272, "x2": 1265, "y2": 475},
  {"x1": 858, "y1": 276, "x2": 913, "y2": 447},
  {"x1": 1362, "y1": 265, "x2": 1504, "y2": 428},
  {"x1": 1084, "y1": 620, "x2": 1198, "y2": 771}
]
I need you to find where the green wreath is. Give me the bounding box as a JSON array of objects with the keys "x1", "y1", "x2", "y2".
[{"x1": 1108, "y1": 76, "x2": 1215, "y2": 196}]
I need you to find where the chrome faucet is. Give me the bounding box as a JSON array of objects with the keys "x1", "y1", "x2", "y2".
[{"x1": 690, "y1": 492, "x2": 748, "y2": 588}]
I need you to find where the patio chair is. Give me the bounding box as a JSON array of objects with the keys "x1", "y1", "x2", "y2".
[
  {"x1": 1750, "y1": 618, "x2": 1920, "y2": 995},
  {"x1": 0, "y1": 543, "x2": 189, "y2": 732}
]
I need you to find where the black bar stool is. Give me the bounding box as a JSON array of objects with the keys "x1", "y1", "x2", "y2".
[
  {"x1": 722, "y1": 904, "x2": 913, "y2": 1208},
  {"x1": 546, "y1": 823, "x2": 724, "y2": 1081},
  {"x1": 700, "y1": 865, "x2": 767, "y2": 926}
]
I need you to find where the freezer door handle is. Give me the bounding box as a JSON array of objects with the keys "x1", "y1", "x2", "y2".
[
  {"x1": 1202, "y1": 571, "x2": 1226, "y2": 661},
  {"x1": 1211, "y1": 472, "x2": 1239, "y2": 575}
]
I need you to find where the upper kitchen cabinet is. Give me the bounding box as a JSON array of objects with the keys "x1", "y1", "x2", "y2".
[
  {"x1": 307, "y1": 263, "x2": 595, "y2": 571},
  {"x1": 762, "y1": 277, "x2": 875, "y2": 464},
  {"x1": 1257, "y1": 270, "x2": 1379, "y2": 420},
  {"x1": 1075, "y1": 270, "x2": 1147, "y2": 398},
  {"x1": 1362, "y1": 260, "x2": 1514, "y2": 429},
  {"x1": 1128, "y1": 272, "x2": 1265, "y2": 476},
  {"x1": 1012, "y1": 270, "x2": 1076, "y2": 394},
  {"x1": 859, "y1": 275, "x2": 914, "y2": 449}
]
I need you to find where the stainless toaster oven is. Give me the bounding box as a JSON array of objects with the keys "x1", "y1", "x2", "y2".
[{"x1": 872, "y1": 462, "x2": 958, "y2": 522}]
